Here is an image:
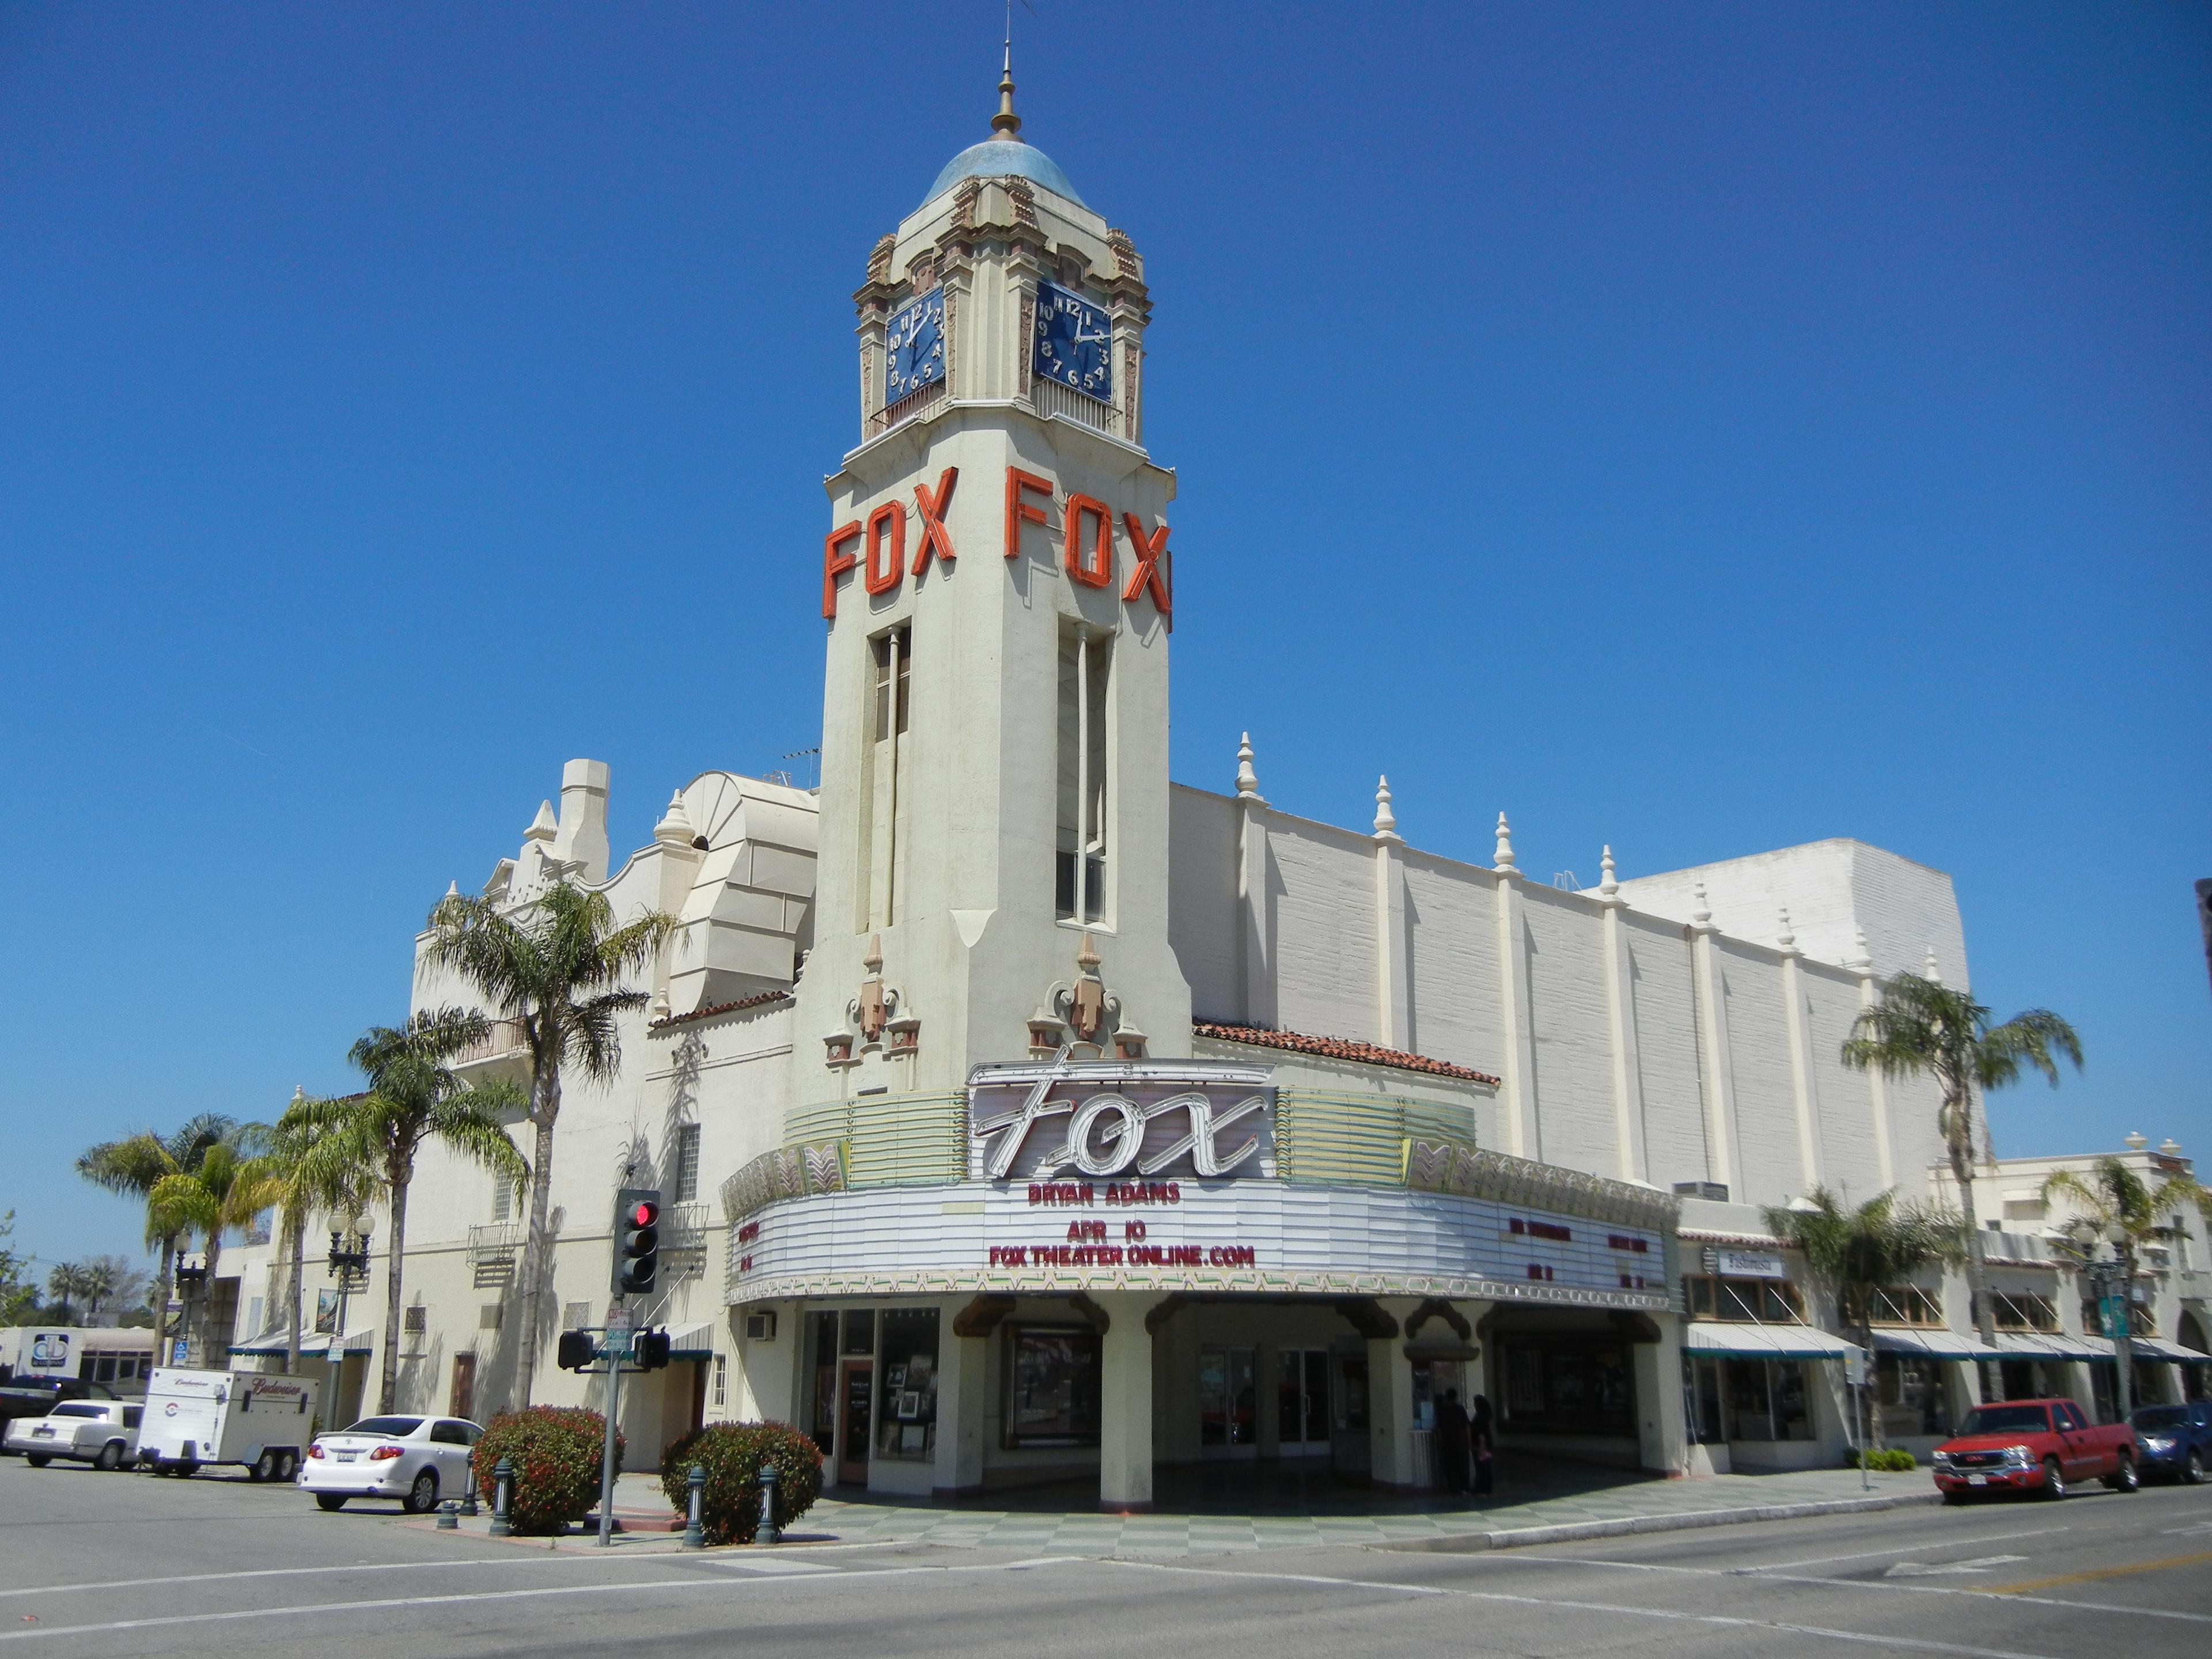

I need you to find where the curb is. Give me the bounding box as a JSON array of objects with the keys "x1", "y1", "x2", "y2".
[{"x1": 1376, "y1": 1489, "x2": 1944, "y2": 1553}]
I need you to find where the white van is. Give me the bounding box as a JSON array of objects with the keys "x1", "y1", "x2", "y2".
[{"x1": 140, "y1": 1368, "x2": 320, "y2": 1480}]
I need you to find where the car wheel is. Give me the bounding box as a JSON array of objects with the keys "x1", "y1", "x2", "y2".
[
  {"x1": 2107, "y1": 1453, "x2": 2140, "y2": 1493},
  {"x1": 2041, "y1": 1456, "x2": 2066, "y2": 1500},
  {"x1": 405, "y1": 1469, "x2": 439, "y2": 1515},
  {"x1": 254, "y1": 1450, "x2": 280, "y2": 1483},
  {"x1": 24, "y1": 1454, "x2": 50, "y2": 1468},
  {"x1": 95, "y1": 1442, "x2": 124, "y2": 1472},
  {"x1": 315, "y1": 1493, "x2": 347, "y2": 1512}
]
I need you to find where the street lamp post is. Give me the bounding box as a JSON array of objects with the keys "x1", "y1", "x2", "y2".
[
  {"x1": 325, "y1": 1215, "x2": 373, "y2": 1421},
  {"x1": 172, "y1": 1252, "x2": 209, "y2": 1367},
  {"x1": 2086, "y1": 1221, "x2": 2134, "y2": 1426}
]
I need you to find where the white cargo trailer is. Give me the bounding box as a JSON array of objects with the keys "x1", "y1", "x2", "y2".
[{"x1": 140, "y1": 1368, "x2": 319, "y2": 1480}]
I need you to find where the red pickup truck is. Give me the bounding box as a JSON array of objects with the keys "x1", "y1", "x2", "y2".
[{"x1": 1931, "y1": 1399, "x2": 2138, "y2": 1501}]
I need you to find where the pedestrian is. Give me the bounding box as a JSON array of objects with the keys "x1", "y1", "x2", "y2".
[
  {"x1": 1435, "y1": 1387, "x2": 1471, "y2": 1494},
  {"x1": 1471, "y1": 1392, "x2": 1495, "y2": 1497}
]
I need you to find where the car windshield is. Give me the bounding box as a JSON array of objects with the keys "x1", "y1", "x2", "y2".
[
  {"x1": 340, "y1": 1416, "x2": 423, "y2": 1437},
  {"x1": 1959, "y1": 1405, "x2": 2051, "y2": 1435},
  {"x1": 49, "y1": 1404, "x2": 105, "y2": 1419},
  {"x1": 2132, "y1": 1406, "x2": 2190, "y2": 1429}
]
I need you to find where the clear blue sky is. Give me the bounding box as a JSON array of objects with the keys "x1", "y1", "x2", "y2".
[{"x1": 3, "y1": 2, "x2": 2206, "y2": 1275}]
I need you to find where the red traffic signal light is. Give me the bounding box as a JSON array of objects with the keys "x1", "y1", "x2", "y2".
[{"x1": 612, "y1": 1187, "x2": 661, "y2": 1296}]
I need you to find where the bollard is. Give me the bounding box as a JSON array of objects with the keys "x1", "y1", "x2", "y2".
[
  {"x1": 437, "y1": 1499, "x2": 459, "y2": 1531},
  {"x1": 756, "y1": 1460, "x2": 779, "y2": 1546},
  {"x1": 681, "y1": 1463, "x2": 706, "y2": 1550},
  {"x1": 460, "y1": 1462, "x2": 480, "y2": 1517},
  {"x1": 488, "y1": 1457, "x2": 514, "y2": 1537}
]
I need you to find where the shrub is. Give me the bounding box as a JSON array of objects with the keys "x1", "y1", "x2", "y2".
[
  {"x1": 1847, "y1": 1446, "x2": 1918, "y2": 1472},
  {"x1": 472, "y1": 1406, "x2": 623, "y2": 1535},
  {"x1": 658, "y1": 1421, "x2": 824, "y2": 1545}
]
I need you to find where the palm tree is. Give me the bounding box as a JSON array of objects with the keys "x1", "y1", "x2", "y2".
[
  {"x1": 44, "y1": 1263, "x2": 92, "y2": 1324},
  {"x1": 2042, "y1": 1156, "x2": 2212, "y2": 1359},
  {"x1": 424, "y1": 880, "x2": 673, "y2": 1408},
  {"x1": 144, "y1": 1128, "x2": 272, "y2": 1366},
  {"x1": 251, "y1": 1094, "x2": 376, "y2": 1377},
  {"x1": 77, "y1": 1114, "x2": 238, "y2": 1342},
  {"x1": 284, "y1": 1010, "x2": 527, "y2": 1412},
  {"x1": 1843, "y1": 972, "x2": 2081, "y2": 1400},
  {"x1": 1765, "y1": 1187, "x2": 1967, "y2": 1447}
]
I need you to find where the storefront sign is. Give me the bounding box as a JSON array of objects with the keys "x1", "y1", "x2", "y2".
[
  {"x1": 24, "y1": 1331, "x2": 71, "y2": 1373},
  {"x1": 967, "y1": 1060, "x2": 1276, "y2": 1183},
  {"x1": 1714, "y1": 1249, "x2": 1787, "y2": 1279}
]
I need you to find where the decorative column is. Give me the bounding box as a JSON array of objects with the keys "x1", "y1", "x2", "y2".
[
  {"x1": 1777, "y1": 911, "x2": 1823, "y2": 1196},
  {"x1": 1094, "y1": 1291, "x2": 1162, "y2": 1511},
  {"x1": 1372, "y1": 777, "x2": 1408, "y2": 1051},
  {"x1": 1366, "y1": 1298, "x2": 1421, "y2": 1493},
  {"x1": 1688, "y1": 884, "x2": 1739, "y2": 1195},
  {"x1": 1596, "y1": 847, "x2": 1647, "y2": 1184},
  {"x1": 1492, "y1": 814, "x2": 1539, "y2": 1160},
  {"x1": 1846, "y1": 929, "x2": 1896, "y2": 1190},
  {"x1": 1234, "y1": 734, "x2": 1274, "y2": 1027},
  {"x1": 1633, "y1": 1316, "x2": 1689, "y2": 1474}
]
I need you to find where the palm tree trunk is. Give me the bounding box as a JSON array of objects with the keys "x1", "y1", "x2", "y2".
[
  {"x1": 194, "y1": 1233, "x2": 225, "y2": 1369},
  {"x1": 379, "y1": 1176, "x2": 410, "y2": 1414},
  {"x1": 284, "y1": 1215, "x2": 305, "y2": 1378},
  {"x1": 512, "y1": 1097, "x2": 559, "y2": 1411},
  {"x1": 1951, "y1": 1126, "x2": 2002, "y2": 1403}
]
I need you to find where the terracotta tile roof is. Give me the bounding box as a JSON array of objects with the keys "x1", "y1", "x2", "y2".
[
  {"x1": 1192, "y1": 1020, "x2": 1501, "y2": 1086},
  {"x1": 649, "y1": 989, "x2": 794, "y2": 1031}
]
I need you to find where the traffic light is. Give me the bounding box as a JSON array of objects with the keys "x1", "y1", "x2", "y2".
[
  {"x1": 612, "y1": 1188, "x2": 661, "y2": 1296},
  {"x1": 556, "y1": 1330, "x2": 598, "y2": 1372},
  {"x1": 632, "y1": 1328, "x2": 671, "y2": 1372}
]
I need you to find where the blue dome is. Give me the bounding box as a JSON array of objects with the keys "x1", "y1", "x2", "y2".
[{"x1": 923, "y1": 137, "x2": 1086, "y2": 209}]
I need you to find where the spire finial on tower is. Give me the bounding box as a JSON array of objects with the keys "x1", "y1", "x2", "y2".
[
  {"x1": 1234, "y1": 732, "x2": 1263, "y2": 802},
  {"x1": 991, "y1": 3, "x2": 1021, "y2": 138},
  {"x1": 1776, "y1": 908, "x2": 1797, "y2": 952},
  {"x1": 1598, "y1": 844, "x2": 1618, "y2": 897},
  {"x1": 1691, "y1": 881, "x2": 1712, "y2": 927},
  {"x1": 1923, "y1": 946, "x2": 1942, "y2": 984},
  {"x1": 1846, "y1": 926, "x2": 1873, "y2": 974},
  {"x1": 1493, "y1": 812, "x2": 1517, "y2": 874},
  {"x1": 1373, "y1": 775, "x2": 1400, "y2": 842}
]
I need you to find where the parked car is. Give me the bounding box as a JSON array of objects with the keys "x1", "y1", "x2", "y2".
[
  {"x1": 1931, "y1": 1398, "x2": 2138, "y2": 1501},
  {"x1": 298, "y1": 1415, "x2": 481, "y2": 1514},
  {"x1": 0, "y1": 1378, "x2": 95, "y2": 1450},
  {"x1": 2128, "y1": 1402, "x2": 2212, "y2": 1484},
  {"x1": 3, "y1": 1400, "x2": 142, "y2": 1470}
]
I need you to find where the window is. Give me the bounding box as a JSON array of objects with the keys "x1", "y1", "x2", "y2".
[
  {"x1": 493, "y1": 1176, "x2": 512, "y2": 1222},
  {"x1": 245, "y1": 1297, "x2": 265, "y2": 1337},
  {"x1": 478, "y1": 1304, "x2": 502, "y2": 1331},
  {"x1": 713, "y1": 1354, "x2": 727, "y2": 1408},
  {"x1": 876, "y1": 1308, "x2": 940, "y2": 1462},
  {"x1": 1685, "y1": 1276, "x2": 1806, "y2": 1323},
  {"x1": 1003, "y1": 1325, "x2": 1101, "y2": 1448},
  {"x1": 1991, "y1": 1291, "x2": 2057, "y2": 1332},
  {"x1": 561, "y1": 1301, "x2": 589, "y2": 1332},
  {"x1": 244, "y1": 1210, "x2": 273, "y2": 1247},
  {"x1": 672, "y1": 1123, "x2": 701, "y2": 1204},
  {"x1": 122, "y1": 1407, "x2": 143, "y2": 1429},
  {"x1": 859, "y1": 626, "x2": 912, "y2": 929},
  {"x1": 1862, "y1": 1286, "x2": 1941, "y2": 1327},
  {"x1": 1500, "y1": 1341, "x2": 1635, "y2": 1434},
  {"x1": 429, "y1": 1421, "x2": 473, "y2": 1445},
  {"x1": 404, "y1": 1305, "x2": 427, "y2": 1335},
  {"x1": 1876, "y1": 1353, "x2": 1952, "y2": 1437},
  {"x1": 1055, "y1": 626, "x2": 1109, "y2": 924}
]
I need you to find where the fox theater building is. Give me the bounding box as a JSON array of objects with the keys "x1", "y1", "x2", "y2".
[{"x1": 221, "y1": 72, "x2": 2058, "y2": 1509}]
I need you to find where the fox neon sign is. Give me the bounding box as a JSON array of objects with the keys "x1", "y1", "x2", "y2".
[{"x1": 823, "y1": 465, "x2": 1171, "y2": 627}]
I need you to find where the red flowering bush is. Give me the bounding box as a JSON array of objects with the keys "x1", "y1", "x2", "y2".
[
  {"x1": 471, "y1": 1407, "x2": 622, "y2": 1535},
  {"x1": 657, "y1": 1422, "x2": 823, "y2": 1546}
]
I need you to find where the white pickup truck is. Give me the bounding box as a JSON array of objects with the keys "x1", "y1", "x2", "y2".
[{"x1": 139, "y1": 1368, "x2": 320, "y2": 1480}]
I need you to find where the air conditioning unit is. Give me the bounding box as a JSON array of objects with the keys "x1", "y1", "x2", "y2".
[{"x1": 743, "y1": 1310, "x2": 777, "y2": 1343}]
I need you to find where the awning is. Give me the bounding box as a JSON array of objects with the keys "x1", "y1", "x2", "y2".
[
  {"x1": 2126, "y1": 1336, "x2": 2209, "y2": 1364},
  {"x1": 1872, "y1": 1328, "x2": 2003, "y2": 1361},
  {"x1": 1684, "y1": 1322, "x2": 1863, "y2": 1361},
  {"x1": 229, "y1": 1329, "x2": 374, "y2": 1359},
  {"x1": 667, "y1": 1324, "x2": 717, "y2": 1362},
  {"x1": 1998, "y1": 1331, "x2": 2108, "y2": 1362}
]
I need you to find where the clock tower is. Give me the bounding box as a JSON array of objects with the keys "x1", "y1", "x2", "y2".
[{"x1": 796, "y1": 60, "x2": 1190, "y2": 1096}]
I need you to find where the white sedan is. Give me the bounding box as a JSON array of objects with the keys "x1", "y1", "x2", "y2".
[
  {"x1": 298, "y1": 1414, "x2": 480, "y2": 1513},
  {"x1": 4, "y1": 1401, "x2": 142, "y2": 1470}
]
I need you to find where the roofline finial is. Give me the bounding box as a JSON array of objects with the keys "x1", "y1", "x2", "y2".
[{"x1": 993, "y1": 2, "x2": 1021, "y2": 138}]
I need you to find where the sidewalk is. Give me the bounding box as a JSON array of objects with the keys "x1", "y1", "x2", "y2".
[{"x1": 419, "y1": 1464, "x2": 1936, "y2": 1558}]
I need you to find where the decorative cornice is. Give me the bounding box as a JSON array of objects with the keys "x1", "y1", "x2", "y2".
[
  {"x1": 1195, "y1": 1020, "x2": 1500, "y2": 1086},
  {"x1": 649, "y1": 988, "x2": 793, "y2": 1032}
]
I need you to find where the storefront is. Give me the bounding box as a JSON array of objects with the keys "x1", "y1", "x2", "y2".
[
  {"x1": 728, "y1": 1058, "x2": 1680, "y2": 1506},
  {"x1": 1681, "y1": 1320, "x2": 1860, "y2": 1472}
]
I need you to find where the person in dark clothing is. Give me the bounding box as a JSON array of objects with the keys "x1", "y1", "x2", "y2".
[
  {"x1": 1469, "y1": 1393, "x2": 1495, "y2": 1496},
  {"x1": 1435, "y1": 1387, "x2": 1471, "y2": 1494}
]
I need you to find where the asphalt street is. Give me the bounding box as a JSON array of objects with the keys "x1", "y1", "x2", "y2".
[{"x1": 3, "y1": 1454, "x2": 2209, "y2": 1658}]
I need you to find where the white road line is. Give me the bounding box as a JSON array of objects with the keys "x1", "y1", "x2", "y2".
[
  {"x1": 1736, "y1": 1527, "x2": 2068, "y2": 1573},
  {"x1": 0, "y1": 1556, "x2": 603, "y2": 1603},
  {"x1": 0, "y1": 1559, "x2": 1030, "y2": 1643},
  {"x1": 1109, "y1": 1559, "x2": 2065, "y2": 1659}
]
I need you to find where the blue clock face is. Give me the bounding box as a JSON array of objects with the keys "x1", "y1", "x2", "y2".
[
  {"x1": 1034, "y1": 282, "x2": 1111, "y2": 402},
  {"x1": 884, "y1": 289, "x2": 946, "y2": 403}
]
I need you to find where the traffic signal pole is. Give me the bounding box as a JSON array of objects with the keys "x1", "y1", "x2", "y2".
[{"x1": 596, "y1": 1321, "x2": 627, "y2": 1547}]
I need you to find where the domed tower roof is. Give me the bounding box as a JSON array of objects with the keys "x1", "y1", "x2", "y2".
[{"x1": 918, "y1": 35, "x2": 1085, "y2": 209}]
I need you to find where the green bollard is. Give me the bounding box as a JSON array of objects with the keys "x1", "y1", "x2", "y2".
[
  {"x1": 488, "y1": 1457, "x2": 514, "y2": 1537},
  {"x1": 681, "y1": 1463, "x2": 706, "y2": 1550}
]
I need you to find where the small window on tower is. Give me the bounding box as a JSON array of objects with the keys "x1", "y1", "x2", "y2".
[
  {"x1": 1055, "y1": 626, "x2": 1110, "y2": 924},
  {"x1": 672, "y1": 1123, "x2": 700, "y2": 1205},
  {"x1": 859, "y1": 625, "x2": 913, "y2": 930}
]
